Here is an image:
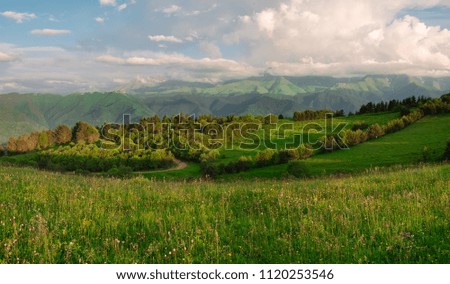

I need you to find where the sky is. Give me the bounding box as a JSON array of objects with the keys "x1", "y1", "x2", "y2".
[{"x1": 1, "y1": 0, "x2": 450, "y2": 93}]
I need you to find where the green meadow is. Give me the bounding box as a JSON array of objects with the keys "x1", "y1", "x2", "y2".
[
  {"x1": 225, "y1": 114, "x2": 450, "y2": 179},
  {"x1": 0, "y1": 164, "x2": 448, "y2": 264},
  {"x1": 1, "y1": 98, "x2": 449, "y2": 264}
]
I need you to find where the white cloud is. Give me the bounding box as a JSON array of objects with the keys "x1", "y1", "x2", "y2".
[
  {"x1": 0, "y1": 52, "x2": 15, "y2": 62},
  {"x1": 162, "y1": 5, "x2": 181, "y2": 14},
  {"x1": 0, "y1": 82, "x2": 26, "y2": 92},
  {"x1": 1, "y1": 11, "x2": 36, "y2": 23},
  {"x1": 96, "y1": 54, "x2": 126, "y2": 64},
  {"x1": 226, "y1": 0, "x2": 450, "y2": 76},
  {"x1": 149, "y1": 35, "x2": 183, "y2": 43},
  {"x1": 256, "y1": 9, "x2": 276, "y2": 36},
  {"x1": 117, "y1": 4, "x2": 128, "y2": 11},
  {"x1": 199, "y1": 42, "x2": 222, "y2": 59},
  {"x1": 31, "y1": 29, "x2": 71, "y2": 35},
  {"x1": 3, "y1": 0, "x2": 450, "y2": 94},
  {"x1": 99, "y1": 0, "x2": 117, "y2": 6},
  {"x1": 48, "y1": 15, "x2": 59, "y2": 22},
  {"x1": 95, "y1": 52, "x2": 258, "y2": 80},
  {"x1": 117, "y1": 0, "x2": 136, "y2": 11}
]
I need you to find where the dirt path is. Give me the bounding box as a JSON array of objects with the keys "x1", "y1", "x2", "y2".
[{"x1": 135, "y1": 159, "x2": 188, "y2": 174}]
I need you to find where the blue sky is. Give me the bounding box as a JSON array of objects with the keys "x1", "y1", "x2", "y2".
[{"x1": 1, "y1": 0, "x2": 450, "y2": 93}]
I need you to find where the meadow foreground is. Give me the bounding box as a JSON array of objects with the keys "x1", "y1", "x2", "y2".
[{"x1": 0, "y1": 164, "x2": 448, "y2": 264}]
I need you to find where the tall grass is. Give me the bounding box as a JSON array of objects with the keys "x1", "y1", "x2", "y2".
[{"x1": 0, "y1": 164, "x2": 448, "y2": 263}]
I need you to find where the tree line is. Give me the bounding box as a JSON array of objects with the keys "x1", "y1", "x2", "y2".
[
  {"x1": 357, "y1": 96, "x2": 431, "y2": 115},
  {"x1": 200, "y1": 144, "x2": 314, "y2": 178},
  {"x1": 293, "y1": 109, "x2": 345, "y2": 121},
  {"x1": 5, "y1": 122, "x2": 100, "y2": 154}
]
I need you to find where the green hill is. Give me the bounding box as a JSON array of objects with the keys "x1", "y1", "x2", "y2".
[
  {"x1": 226, "y1": 114, "x2": 450, "y2": 179},
  {"x1": 2, "y1": 74, "x2": 450, "y2": 143},
  {"x1": 129, "y1": 75, "x2": 450, "y2": 100},
  {"x1": 0, "y1": 92, "x2": 154, "y2": 143}
]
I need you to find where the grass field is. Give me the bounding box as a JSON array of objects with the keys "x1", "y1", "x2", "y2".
[
  {"x1": 0, "y1": 163, "x2": 448, "y2": 264},
  {"x1": 135, "y1": 112, "x2": 406, "y2": 180},
  {"x1": 224, "y1": 114, "x2": 450, "y2": 179}
]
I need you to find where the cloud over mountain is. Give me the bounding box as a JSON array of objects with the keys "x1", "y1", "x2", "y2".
[{"x1": 1, "y1": 0, "x2": 450, "y2": 93}]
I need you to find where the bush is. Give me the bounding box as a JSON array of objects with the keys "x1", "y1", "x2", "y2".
[
  {"x1": 263, "y1": 114, "x2": 278, "y2": 124},
  {"x1": 384, "y1": 119, "x2": 405, "y2": 134},
  {"x1": 256, "y1": 149, "x2": 278, "y2": 167},
  {"x1": 287, "y1": 160, "x2": 311, "y2": 178},
  {"x1": 298, "y1": 144, "x2": 314, "y2": 159},
  {"x1": 200, "y1": 161, "x2": 220, "y2": 178},
  {"x1": 401, "y1": 115, "x2": 413, "y2": 127},
  {"x1": 366, "y1": 124, "x2": 385, "y2": 140},
  {"x1": 200, "y1": 149, "x2": 220, "y2": 163},
  {"x1": 343, "y1": 129, "x2": 367, "y2": 146},
  {"x1": 278, "y1": 149, "x2": 300, "y2": 164},
  {"x1": 235, "y1": 156, "x2": 254, "y2": 171},
  {"x1": 321, "y1": 135, "x2": 345, "y2": 152}
]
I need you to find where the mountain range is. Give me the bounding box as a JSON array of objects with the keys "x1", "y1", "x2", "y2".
[{"x1": 1, "y1": 74, "x2": 450, "y2": 143}]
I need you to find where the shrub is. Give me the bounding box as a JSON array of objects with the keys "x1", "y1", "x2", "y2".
[
  {"x1": 200, "y1": 161, "x2": 220, "y2": 178},
  {"x1": 287, "y1": 160, "x2": 311, "y2": 178},
  {"x1": 256, "y1": 149, "x2": 278, "y2": 167},
  {"x1": 421, "y1": 98, "x2": 450, "y2": 115},
  {"x1": 298, "y1": 144, "x2": 314, "y2": 159},
  {"x1": 321, "y1": 135, "x2": 345, "y2": 152},
  {"x1": 344, "y1": 130, "x2": 357, "y2": 146},
  {"x1": 384, "y1": 119, "x2": 405, "y2": 134},
  {"x1": 346, "y1": 129, "x2": 369, "y2": 144},
  {"x1": 278, "y1": 149, "x2": 300, "y2": 163},
  {"x1": 200, "y1": 149, "x2": 220, "y2": 163},
  {"x1": 401, "y1": 115, "x2": 413, "y2": 127},
  {"x1": 235, "y1": 156, "x2": 254, "y2": 171},
  {"x1": 366, "y1": 124, "x2": 385, "y2": 140},
  {"x1": 263, "y1": 114, "x2": 279, "y2": 124}
]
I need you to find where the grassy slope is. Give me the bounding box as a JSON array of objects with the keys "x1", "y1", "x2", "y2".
[
  {"x1": 306, "y1": 114, "x2": 450, "y2": 175},
  {"x1": 228, "y1": 114, "x2": 450, "y2": 179},
  {"x1": 0, "y1": 164, "x2": 448, "y2": 264}
]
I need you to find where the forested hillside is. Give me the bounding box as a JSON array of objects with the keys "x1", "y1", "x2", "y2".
[{"x1": 1, "y1": 74, "x2": 449, "y2": 143}]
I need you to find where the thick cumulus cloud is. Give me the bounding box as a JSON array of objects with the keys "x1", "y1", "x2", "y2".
[
  {"x1": 225, "y1": 0, "x2": 450, "y2": 75},
  {"x1": 2, "y1": 0, "x2": 450, "y2": 93}
]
